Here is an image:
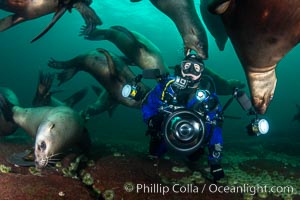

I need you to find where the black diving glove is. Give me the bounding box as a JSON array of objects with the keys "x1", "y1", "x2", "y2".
[{"x1": 210, "y1": 164, "x2": 224, "y2": 181}]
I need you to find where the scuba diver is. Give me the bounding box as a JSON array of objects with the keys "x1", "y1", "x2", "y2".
[{"x1": 141, "y1": 54, "x2": 225, "y2": 181}]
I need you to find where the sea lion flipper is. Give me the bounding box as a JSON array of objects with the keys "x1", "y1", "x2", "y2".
[
  {"x1": 78, "y1": 127, "x2": 91, "y2": 153},
  {"x1": 63, "y1": 87, "x2": 88, "y2": 108},
  {"x1": 0, "y1": 94, "x2": 14, "y2": 122},
  {"x1": 6, "y1": 150, "x2": 35, "y2": 167},
  {"x1": 32, "y1": 71, "x2": 55, "y2": 107},
  {"x1": 56, "y1": 68, "x2": 79, "y2": 86},
  {"x1": 31, "y1": 7, "x2": 68, "y2": 43},
  {"x1": 207, "y1": 0, "x2": 231, "y2": 14},
  {"x1": 0, "y1": 15, "x2": 26, "y2": 31},
  {"x1": 200, "y1": 0, "x2": 228, "y2": 51},
  {"x1": 96, "y1": 48, "x2": 116, "y2": 75},
  {"x1": 73, "y1": 2, "x2": 102, "y2": 35},
  {"x1": 91, "y1": 85, "x2": 103, "y2": 96}
]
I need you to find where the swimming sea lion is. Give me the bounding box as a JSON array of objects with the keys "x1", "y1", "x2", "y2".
[
  {"x1": 80, "y1": 85, "x2": 118, "y2": 119},
  {"x1": 0, "y1": 0, "x2": 102, "y2": 42},
  {"x1": 32, "y1": 71, "x2": 88, "y2": 108},
  {"x1": 83, "y1": 25, "x2": 244, "y2": 95},
  {"x1": 83, "y1": 25, "x2": 170, "y2": 75},
  {"x1": 209, "y1": 0, "x2": 300, "y2": 114},
  {"x1": 200, "y1": 0, "x2": 228, "y2": 51},
  {"x1": 149, "y1": 0, "x2": 208, "y2": 59},
  {"x1": 0, "y1": 95, "x2": 90, "y2": 169},
  {"x1": 48, "y1": 48, "x2": 151, "y2": 109},
  {"x1": 0, "y1": 87, "x2": 20, "y2": 136}
]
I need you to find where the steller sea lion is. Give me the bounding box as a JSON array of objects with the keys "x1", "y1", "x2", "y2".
[
  {"x1": 200, "y1": 0, "x2": 228, "y2": 51},
  {"x1": 149, "y1": 0, "x2": 208, "y2": 59},
  {"x1": 0, "y1": 0, "x2": 102, "y2": 42},
  {"x1": 0, "y1": 94, "x2": 91, "y2": 169},
  {"x1": 83, "y1": 25, "x2": 244, "y2": 95},
  {"x1": 32, "y1": 71, "x2": 88, "y2": 108},
  {"x1": 209, "y1": 0, "x2": 300, "y2": 114},
  {"x1": 48, "y1": 48, "x2": 151, "y2": 109},
  {"x1": 82, "y1": 25, "x2": 170, "y2": 75},
  {"x1": 79, "y1": 85, "x2": 119, "y2": 119},
  {"x1": 0, "y1": 87, "x2": 20, "y2": 137}
]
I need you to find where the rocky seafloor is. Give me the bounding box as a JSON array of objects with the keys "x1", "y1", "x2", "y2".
[{"x1": 0, "y1": 131, "x2": 299, "y2": 200}]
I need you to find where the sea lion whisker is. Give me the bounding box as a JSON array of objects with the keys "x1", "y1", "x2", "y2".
[
  {"x1": 49, "y1": 152, "x2": 63, "y2": 158},
  {"x1": 48, "y1": 158, "x2": 61, "y2": 162},
  {"x1": 47, "y1": 160, "x2": 58, "y2": 164}
]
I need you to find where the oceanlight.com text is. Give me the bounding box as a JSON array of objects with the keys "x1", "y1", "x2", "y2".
[{"x1": 129, "y1": 183, "x2": 294, "y2": 196}]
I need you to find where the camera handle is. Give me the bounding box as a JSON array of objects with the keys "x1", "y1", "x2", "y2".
[{"x1": 222, "y1": 87, "x2": 258, "y2": 117}]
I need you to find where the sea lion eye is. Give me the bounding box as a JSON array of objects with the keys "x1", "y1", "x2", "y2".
[{"x1": 39, "y1": 141, "x2": 47, "y2": 151}]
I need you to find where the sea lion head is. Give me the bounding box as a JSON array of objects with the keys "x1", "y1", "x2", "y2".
[
  {"x1": 34, "y1": 121, "x2": 60, "y2": 169},
  {"x1": 184, "y1": 28, "x2": 208, "y2": 60}
]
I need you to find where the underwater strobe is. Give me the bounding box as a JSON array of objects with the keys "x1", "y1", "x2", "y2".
[
  {"x1": 122, "y1": 84, "x2": 139, "y2": 100},
  {"x1": 121, "y1": 74, "x2": 143, "y2": 101},
  {"x1": 235, "y1": 88, "x2": 270, "y2": 136},
  {"x1": 163, "y1": 109, "x2": 205, "y2": 154},
  {"x1": 247, "y1": 118, "x2": 269, "y2": 136}
]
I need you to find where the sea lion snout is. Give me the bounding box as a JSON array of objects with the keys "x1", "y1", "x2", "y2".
[{"x1": 184, "y1": 34, "x2": 208, "y2": 59}]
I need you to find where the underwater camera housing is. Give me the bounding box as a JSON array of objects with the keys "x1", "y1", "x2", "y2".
[
  {"x1": 161, "y1": 107, "x2": 206, "y2": 154},
  {"x1": 159, "y1": 89, "x2": 220, "y2": 155}
]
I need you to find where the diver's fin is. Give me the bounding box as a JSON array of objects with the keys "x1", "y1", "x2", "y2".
[
  {"x1": 31, "y1": 7, "x2": 68, "y2": 43},
  {"x1": 73, "y1": 2, "x2": 102, "y2": 36},
  {"x1": 0, "y1": 14, "x2": 25, "y2": 32},
  {"x1": 63, "y1": 87, "x2": 88, "y2": 107},
  {"x1": 0, "y1": 94, "x2": 14, "y2": 122}
]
